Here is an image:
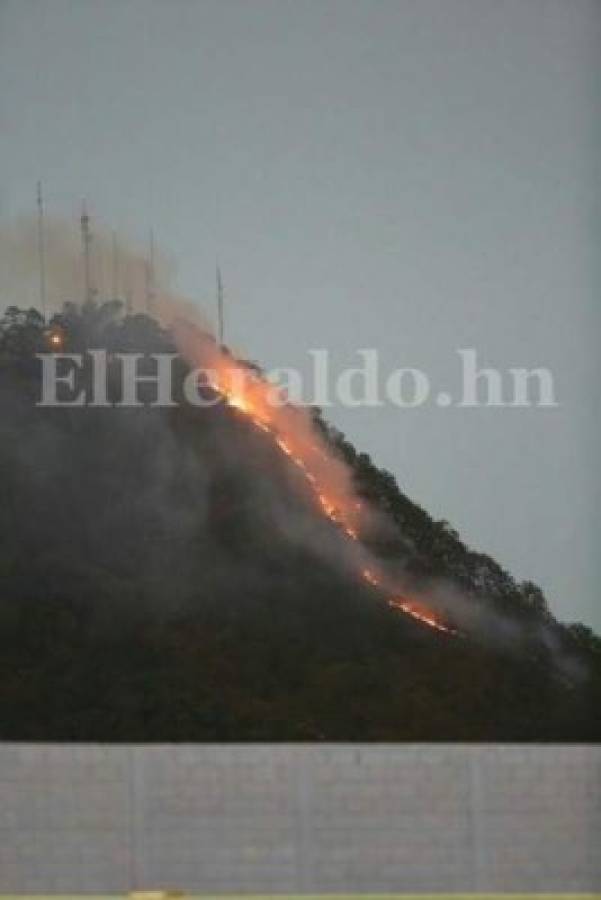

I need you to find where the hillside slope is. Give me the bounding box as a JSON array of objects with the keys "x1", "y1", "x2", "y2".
[{"x1": 1, "y1": 303, "x2": 599, "y2": 741}]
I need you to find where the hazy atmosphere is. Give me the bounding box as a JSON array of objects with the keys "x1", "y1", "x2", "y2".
[{"x1": 1, "y1": 0, "x2": 599, "y2": 631}]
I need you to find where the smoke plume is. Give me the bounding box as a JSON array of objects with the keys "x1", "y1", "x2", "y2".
[{"x1": 0, "y1": 214, "x2": 209, "y2": 331}]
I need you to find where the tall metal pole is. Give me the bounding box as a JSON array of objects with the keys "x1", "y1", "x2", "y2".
[
  {"x1": 216, "y1": 264, "x2": 224, "y2": 346},
  {"x1": 80, "y1": 200, "x2": 93, "y2": 305},
  {"x1": 36, "y1": 181, "x2": 47, "y2": 320},
  {"x1": 150, "y1": 228, "x2": 156, "y2": 312},
  {"x1": 111, "y1": 229, "x2": 119, "y2": 301},
  {"x1": 125, "y1": 283, "x2": 133, "y2": 316},
  {"x1": 145, "y1": 228, "x2": 156, "y2": 316}
]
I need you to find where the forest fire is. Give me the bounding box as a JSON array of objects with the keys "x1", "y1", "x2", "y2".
[
  {"x1": 174, "y1": 321, "x2": 456, "y2": 637},
  {"x1": 45, "y1": 328, "x2": 64, "y2": 350}
]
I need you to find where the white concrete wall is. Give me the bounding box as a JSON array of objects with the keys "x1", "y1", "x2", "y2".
[{"x1": 0, "y1": 744, "x2": 599, "y2": 893}]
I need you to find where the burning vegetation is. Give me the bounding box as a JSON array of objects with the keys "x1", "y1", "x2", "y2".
[
  {"x1": 0, "y1": 300, "x2": 600, "y2": 742},
  {"x1": 174, "y1": 319, "x2": 456, "y2": 636}
]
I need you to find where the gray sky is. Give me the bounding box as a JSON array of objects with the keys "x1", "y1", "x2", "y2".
[{"x1": 1, "y1": 0, "x2": 599, "y2": 630}]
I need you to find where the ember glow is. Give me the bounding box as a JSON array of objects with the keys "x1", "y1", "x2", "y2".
[
  {"x1": 46, "y1": 331, "x2": 64, "y2": 349},
  {"x1": 174, "y1": 321, "x2": 455, "y2": 636}
]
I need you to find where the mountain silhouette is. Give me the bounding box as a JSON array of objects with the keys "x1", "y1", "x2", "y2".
[{"x1": 0, "y1": 302, "x2": 599, "y2": 741}]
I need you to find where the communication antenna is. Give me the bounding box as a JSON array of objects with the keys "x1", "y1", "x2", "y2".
[
  {"x1": 80, "y1": 200, "x2": 93, "y2": 305},
  {"x1": 216, "y1": 264, "x2": 224, "y2": 346},
  {"x1": 36, "y1": 181, "x2": 47, "y2": 320},
  {"x1": 125, "y1": 272, "x2": 133, "y2": 316},
  {"x1": 145, "y1": 228, "x2": 156, "y2": 316},
  {"x1": 111, "y1": 229, "x2": 119, "y2": 301},
  {"x1": 126, "y1": 287, "x2": 133, "y2": 316}
]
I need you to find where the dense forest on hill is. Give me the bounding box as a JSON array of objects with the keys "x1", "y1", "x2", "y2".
[{"x1": 1, "y1": 302, "x2": 600, "y2": 741}]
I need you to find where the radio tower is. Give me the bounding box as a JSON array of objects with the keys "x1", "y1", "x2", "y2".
[
  {"x1": 125, "y1": 281, "x2": 133, "y2": 316},
  {"x1": 111, "y1": 229, "x2": 119, "y2": 301},
  {"x1": 145, "y1": 228, "x2": 156, "y2": 316},
  {"x1": 80, "y1": 201, "x2": 93, "y2": 305},
  {"x1": 36, "y1": 181, "x2": 47, "y2": 320},
  {"x1": 216, "y1": 264, "x2": 224, "y2": 346}
]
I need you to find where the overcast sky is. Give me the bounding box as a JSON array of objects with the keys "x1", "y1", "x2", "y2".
[{"x1": 1, "y1": 0, "x2": 599, "y2": 630}]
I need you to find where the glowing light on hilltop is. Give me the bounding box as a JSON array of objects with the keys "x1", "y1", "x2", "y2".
[
  {"x1": 45, "y1": 330, "x2": 64, "y2": 350},
  {"x1": 174, "y1": 322, "x2": 456, "y2": 637}
]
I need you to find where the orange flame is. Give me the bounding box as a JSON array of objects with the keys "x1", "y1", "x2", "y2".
[
  {"x1": 174, "y1": 321, "x2": 455, "y2": 636},
  {"x1": 46, "y1": 330, "x2": 64, "y2": 349}
]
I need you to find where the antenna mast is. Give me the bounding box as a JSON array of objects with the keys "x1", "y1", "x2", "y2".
[
  {"x1": 145, "y1": 228, "x2": 156, "y2": 316},
  {"x1": 80, "y1": 201, "x2": 93, "y2": 305},
  {"x1": 126, "y1": 287, "x2": 133, "y2": 316},
  {"x1": 111, "y1": 229, "x2": 119, "y2": 301},
  {"x1": 216, "y1": 264, "x2": 224, "y2": 345},
  {"x1": 36, "y1": 181, "x2": 47, "y2": 320}
]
